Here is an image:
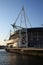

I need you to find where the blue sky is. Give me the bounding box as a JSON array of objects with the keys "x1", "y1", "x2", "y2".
[{"x1": 0, "y1": 0, "x2": 43, "y2": 41}]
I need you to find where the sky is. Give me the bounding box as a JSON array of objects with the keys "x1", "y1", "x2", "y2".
[{"x1": 0, "y1": 0, "x2": 43, "y2": 45}]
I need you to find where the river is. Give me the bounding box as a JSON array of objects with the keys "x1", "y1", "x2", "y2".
[{"x1": 0, "y1": 49, "x2": 43, "y2": 65}]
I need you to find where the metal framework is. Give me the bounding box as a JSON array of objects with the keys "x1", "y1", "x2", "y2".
[{"x1": 11, "y1": 6, "x2": 32, "y2": 48}]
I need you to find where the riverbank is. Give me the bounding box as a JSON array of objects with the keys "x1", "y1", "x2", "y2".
[{"x1": 5, "y1": 47, "x2": 43, "y2": 56}]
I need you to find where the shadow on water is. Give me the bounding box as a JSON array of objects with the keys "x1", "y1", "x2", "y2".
[
  {"x1": 16, "y1": 54, "x2": 43, "y2": 65},
  {"x1": 0, "y1": 49, "x2": 43, "y2": 65}
]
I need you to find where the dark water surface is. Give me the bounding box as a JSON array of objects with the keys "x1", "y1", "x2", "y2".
[{"x1": 0, "y1": 49, "x2": 43, "y2": 65}]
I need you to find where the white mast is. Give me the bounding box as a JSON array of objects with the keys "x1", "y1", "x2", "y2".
[{"x1": 23, "y1": 7, "x2": 28, "y2": 47}]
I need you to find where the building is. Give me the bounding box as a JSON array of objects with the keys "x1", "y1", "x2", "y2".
[
  {"x1": 7, "y1": 27, "x2": 43, "y2": 48},
  {"x1": 28, "y1": 27, "x2": 43, "y2": 48}
]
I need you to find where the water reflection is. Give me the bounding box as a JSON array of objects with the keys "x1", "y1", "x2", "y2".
[{"x1": 0, "y1": 49, "x2": 43, "y2": 65}]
